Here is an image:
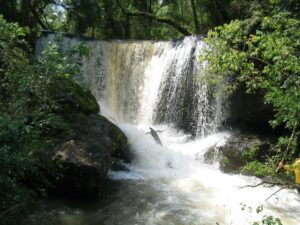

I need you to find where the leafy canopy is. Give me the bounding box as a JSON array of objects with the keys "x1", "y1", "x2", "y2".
[{"x1": 202, "y1": 7, "x2": 300, "y2": 134}]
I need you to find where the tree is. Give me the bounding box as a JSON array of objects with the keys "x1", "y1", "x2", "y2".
[
  {"x1": 64, "y1": 0, "x2": 100, "y2": 35},
  {"x1": 201, "y1": 1, "x2": 300, "y2": 155},
  {"x1": 0, "y1": 16, "x2": 98, "y2": 224},
  {"x1": 1, "y1": 0, "x2": 276, "y2": 40}
]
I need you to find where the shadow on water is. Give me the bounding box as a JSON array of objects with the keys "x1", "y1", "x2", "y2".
[
  {"x1": 24, "y1": 179, "x2": 171, "y2": 225},
  {"x1": 23, "y1": 179, "x2": 119, "y2": 225},
  {"x1": 25, "y1": 177, "x2": 222, "y2": 225}
]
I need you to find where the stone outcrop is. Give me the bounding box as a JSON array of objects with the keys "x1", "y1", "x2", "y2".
[
  {"x1": 53, "y1": 115, "x2": 131, "y2": 196},
  {"x1": 203, "y1": 133, "x2": 275, "y2": 173}
]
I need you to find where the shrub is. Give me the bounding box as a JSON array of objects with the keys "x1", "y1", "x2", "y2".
[{"x1": 0, "y1": 15, "x2": 96, "y2": 224}]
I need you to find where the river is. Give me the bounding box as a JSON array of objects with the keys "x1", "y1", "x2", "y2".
[{"x1": 33, "y1": 35, "x2": 300, "y2": 225}]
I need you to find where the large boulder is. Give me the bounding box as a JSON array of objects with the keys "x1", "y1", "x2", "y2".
[
  {"x1": 52, "y1": 115, "x2": 131, "y2": 196},
  {"x1": 206, "y1": 133, "x2": 275, "y2": 173}
]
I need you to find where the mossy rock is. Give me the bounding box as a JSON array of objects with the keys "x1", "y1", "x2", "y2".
[
  {"x1": 219, "y1": 156, "x2": 231, "y2": 172},
  {"x1": 203, "y1": 146, "x2": 218, "y2": 164},
  {"x1": 52, "y1": 114, "x2": 131, "y2": 196},
  {"x1": 73, "y1": 115, "x2": 132, "y2": 163},
  {"x1": 58, "y1": 82, "x2": 99, "y2": 116},
  {"x1": 219, "y1": 154, "x2": 242, "y2": 173},
  {"x1": 70, "y1": 82, "x2": 99, "y2": 115},
  {"x1": 218, "y1": 133, "x2": 275, "y2": 174},
  {"x1": 95, "y1": 115, "x2": 131, "y2": 163}
]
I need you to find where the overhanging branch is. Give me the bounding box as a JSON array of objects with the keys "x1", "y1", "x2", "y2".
[
  {"x1": 127, "y1": 11, "x2": 192, "y2": 36},
  {"x1": 117, "y1": 1, "x2": 192, "y2": 36}
]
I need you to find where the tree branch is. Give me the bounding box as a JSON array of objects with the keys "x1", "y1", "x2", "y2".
[
  {"x1": 116, "y1": 1, "x2": 192, "y2": 36},
  {"x1": 0, "y1": 203, "x2": 24, "y2": 218},
  {"x1": 230, "y1": 46, "x2": 294, "y2": 79},
  {"x1": 190, "y1": 0, "x2": 200, "y2": 35},
  {"x1": 27, "y1": 4, "x2": 48, "y2": 30},
  {"x1": 265, "y1": 187, "x2": 286, "y2": 201},
  {"x1": 153, "y1": 3, "x2": 168, "y2": 14},
  {"x1": 247, "y1": 54, "x2": 271, "y2": 66},
  {"x1": 238, "y1": 180, "x2": 291, "y2": 189},
  {"x1": 238, "y1": 180, "x2": 297, "y2": 201},
  {"x1": 127, "y1": 11, "x2": 192, "y2": 36}
]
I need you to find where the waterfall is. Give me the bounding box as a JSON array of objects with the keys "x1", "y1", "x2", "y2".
[
  {"x1": 35, "y1": 34, "x2": 300, "y2": 225},
  {"x1": 37, "y1": 34, "x2": 226, "y2": 136},
  {"x1": 80, "y1": 36, "x2": 226, "y2": 136}
]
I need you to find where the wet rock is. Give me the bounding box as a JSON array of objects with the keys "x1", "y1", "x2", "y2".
[
  {"x1": 58, "y1": 82, "x2": 100, "y2": 116},
  {"x1": 217, "y1": 133, "x2": 275, "y2": 173},
  {"x1": 202, "y1": 146, "x2": 219, "y2": 164},
  {"x1": 69, "y1": 82, "x2": 100, "y2": 115},
  {"x1": 52, "y1": 115, "x2": 131, "y2": 196},
  {"x1": 53, "y1": 139, "x2": 109, "y2": 196},
  {"x1": 75, "y1": 115, "x2": 132, "y2": 163}
]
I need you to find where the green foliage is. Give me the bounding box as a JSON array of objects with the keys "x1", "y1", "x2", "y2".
[
  {"x1": 252, "y1": 205, "x2": 283, "y2": 225},
  {"x1": 1, "y1": 0, "x2": 276, "y2": 40},
  {"x1": 241, "y1": 159, "x2": 275, "y2": 177},
  {"x1": 253, "y1": 216, "x2": 283, "y2": 225},
  {"x1": 242, "y1": 147, "x2": 262, "y2": 162},
  {"x1": 0, "y1": 16, "x2": 98, "y2": 224},
  {"x1": 241, "y1": 145, "x2": 282, "y2": 178},
  {"x1": 66, "y1": 0, "x2": 101, "y2": 35},
  {"x1": 238, "y1": 204, "x2": 283, "y2": 225},
  {"x1": 201, "y1": 3, "x2": 300, "y2": 157},
  {"x1": 240, "y1": 144, "x2": 295, "y2": 179}
]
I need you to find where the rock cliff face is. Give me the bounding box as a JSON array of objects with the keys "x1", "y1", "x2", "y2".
[
  {"x1": 52, "y1": 115, "x2": 131, "y2": 196},
  {"x1": 228, "y1": 87, "x2": 274, "y2": 131}
]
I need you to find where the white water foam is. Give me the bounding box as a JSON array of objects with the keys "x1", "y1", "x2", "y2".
[{"x1": 109, "y1": 124, "x2": 300, "y2": 225}]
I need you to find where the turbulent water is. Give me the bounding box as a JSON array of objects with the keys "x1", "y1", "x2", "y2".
[{"x1": 35, "y1": 35, "x2": 300, "y2": 225}]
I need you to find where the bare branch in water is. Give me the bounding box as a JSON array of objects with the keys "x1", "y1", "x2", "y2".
[
  {"x1": 265, "y1": 187, "x2": 286, "y2": 201},
  {"x1": 238, "y1": 180, "x2": 296, "y2": 201}
]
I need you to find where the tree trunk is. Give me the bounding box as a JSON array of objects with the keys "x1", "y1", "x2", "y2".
[
  {"x1": 190, "y1": 0, "x2": 200, "y2": 35},
  {"x1": 28, "y1": 3, "x2": 48, "y2": 30},
  {"x1": 147, "y1": 0, "x2": 153, "y2": 37},
  {"x1": 103, "y1": 0, "x2": 118, "y2": 39},
  {"x1": 124, "y1": 14, "x2": 131, "y2": 39}
]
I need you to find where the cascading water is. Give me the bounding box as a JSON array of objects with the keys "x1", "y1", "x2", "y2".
[
  {"x1": 35, "y1": 35, "x2": 300, "y2": 225},
  {"x1": 36, "y1": 34, "x2": 224, "y2": 135}
]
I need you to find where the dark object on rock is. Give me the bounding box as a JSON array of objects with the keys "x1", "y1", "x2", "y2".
[
  {"x1": 52, "y1": 115, "x2": 131, "y2": 196},
  {"x1": 146, "y1": 127, "x2": 163, "y2": 145}
]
